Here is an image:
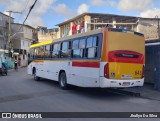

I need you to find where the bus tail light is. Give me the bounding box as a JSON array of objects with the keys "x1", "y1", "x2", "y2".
[
  {"x1": 141, "y1": 65, "x2": 144, "y2": 78},
  {"x1": 104, "y1": 63, "x2": 109, "y2": 78}
]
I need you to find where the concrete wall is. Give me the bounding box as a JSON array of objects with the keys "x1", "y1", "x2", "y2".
[{"x1": 138, "y1": 19, "x2": 159, "y2": 40}]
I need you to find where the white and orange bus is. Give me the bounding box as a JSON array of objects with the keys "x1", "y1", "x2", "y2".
[{"x1": 27, "y1": 28, "x2": 145, "y2": 89}]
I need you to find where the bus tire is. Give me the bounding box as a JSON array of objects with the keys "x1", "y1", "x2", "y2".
[
  {"x1": 33, "y1": 69, "x2": 40, "y2": 81},
  {"x1": 59, "y1": 72, "x2": 68, "y2": 90}
]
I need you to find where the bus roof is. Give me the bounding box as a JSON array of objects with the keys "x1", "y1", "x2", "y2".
[
  {"x1": 30, "y1": 28, "x2": 144, "y2": 48},
  {"x1": 53, "y1": 28, "x2": 144, "y2": 43},
  {"x1": 30, "y1": 40, "x2": 53, "y2": 48}
]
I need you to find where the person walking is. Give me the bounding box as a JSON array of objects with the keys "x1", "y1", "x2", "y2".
[{"x1": 14, "y1": 59, "x2": 18, "y2": 71}]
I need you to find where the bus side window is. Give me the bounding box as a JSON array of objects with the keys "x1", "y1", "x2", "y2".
[
  {"x1": 60, "y1": 41, "x2": 71, "y2": 58},
  {"x1": 44, "y1": 45, "x2": 50, "y2": 58},
  {"x1": 50, "y1": 44, "x2": 53, "y2": 58},
  {"x1": 39, "y1": 46, "x2": 45, "y2": 58},
  {"x1": 72, "y1": 38, "x2": 86, "y2": 59},
  {"x1": 79, "y1": 38, "x2": 86, "y2": 58},
  {"x1": 36, "y1": 47, "x2": 40, "y2": 58},
  {"x1": 72, "y1": 39, "x2": 80, "y2": 58},
  {"x1": 86, "y1": 36, "x2": 98, "y2": 58},
  {"x1": 52, "y1": 43, "x2": 60, "y2": 58},
  {"x1": 34, "y1": 48, "x2": 37, "y2": 59}
]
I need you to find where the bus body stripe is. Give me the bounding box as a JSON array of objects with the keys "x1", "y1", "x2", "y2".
[{"x1": 72, "y1": 61, "x2": 100, "y2": 68}]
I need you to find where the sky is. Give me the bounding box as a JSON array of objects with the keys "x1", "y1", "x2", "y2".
[{"x1": 0, "y1": 0, "x2": 160, "y2": 28}]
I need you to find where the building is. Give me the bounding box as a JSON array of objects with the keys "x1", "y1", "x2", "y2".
[
  {"x1": 0, "y1": 12, "x2": 14, "y2": 68},
  {"x1": 11, "y1": 23, "x2": 36, "y2": 66},
  {"x1": 37, "y1": 26, "x2": 58, "y2": 42},
  {"x1": 56, "y1": 13, "x2": 160, "y2": 41},
  {"x1": 0, "y1": 12, "x2": 14, "y2": 50}
]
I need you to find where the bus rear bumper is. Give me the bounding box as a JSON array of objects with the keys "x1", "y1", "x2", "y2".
[{"x1": 100, "y1": 77, "x2": 144, "y2": 88}]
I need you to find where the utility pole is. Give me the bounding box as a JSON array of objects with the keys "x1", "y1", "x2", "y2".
[{"x1": 6, "y1": 11, "x2": 21, "y2": 57}]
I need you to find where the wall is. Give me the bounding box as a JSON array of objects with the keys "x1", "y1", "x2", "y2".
[
  {"x1": 23, "y1": 27, "x2": 33, "y2": 39},
  {"x1": 37, "y1": 27, "x2": 58, "y2": 42},
  {"x1": 0, "y1": 13, "x2": 14, "y2": 50},
  {"x1": 138, "y1": 19, "x2": 159, "y2": 40},
  {"x1": 11, "y1": 24, "x2": 35, "y2": 67}
]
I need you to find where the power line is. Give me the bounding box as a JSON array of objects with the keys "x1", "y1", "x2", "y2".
[
  {"x1": 23, "y1": 0, "x2": 38, "y2": 24},
  {"x1": 16, "y1": 0, "x2": 30, "y2": 22},
  {"x1": 9, "y1": 0, "x2": 38, "y2": 44},
  {"x1": 13, "y1": 0, "x2": 38, "y2": 34},
  {"x1": 23, "y1": 0, "x2": 31, "y2": 13}
]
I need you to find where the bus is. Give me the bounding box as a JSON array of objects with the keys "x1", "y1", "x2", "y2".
[{"x1": 27, "y1": 28, "x2": 145, "y2": 89}]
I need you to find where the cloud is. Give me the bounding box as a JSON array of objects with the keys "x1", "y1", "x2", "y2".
[
  {"x1": 0, "y1": 0, "x2": 57, "y2": 27},
  {"x1": 3, "y1": 11, "x2": 9, "y2": 16},
  {"x1": 77, "y1": 3, "x2": 89, "y2": 15},
  {"x1": 90, "y1": 0, "x2": 116, "y2": 7},
  {"x1": 118, "y1": 0, "x2": 154, "y2": 12},
  {"x1": 140, "y1": 8, "x2": 160, "y2": 18},
  {"x1": 90, "y1": 0, "x2": 106, "y2": 6},
  {"x1": 0, "y1": 0, "x2": 28, "y2": 12},
  {"x1": 52, "y1": 3, "x2": 74, "y2": 17}
]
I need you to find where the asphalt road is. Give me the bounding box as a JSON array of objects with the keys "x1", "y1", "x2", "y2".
[{"x1": 0, "y1": 67, "x2": 160, "y2": 121}]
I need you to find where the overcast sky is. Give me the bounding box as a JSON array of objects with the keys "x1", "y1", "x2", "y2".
[{"x1": 0, "y1": 0, "x2": 160, "y2": 28}]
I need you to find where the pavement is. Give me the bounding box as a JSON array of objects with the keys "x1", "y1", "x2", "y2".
[
  {"x1": 117, "y1": 83, "x2": 160, "y2": 101},
  {"x1": 7, "y1": 66, "x2": 160, "y2": 101}
]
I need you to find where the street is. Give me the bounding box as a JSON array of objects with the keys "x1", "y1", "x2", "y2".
[{"x1": 0, "y1": 67, "x2": 160, "y2": 121}]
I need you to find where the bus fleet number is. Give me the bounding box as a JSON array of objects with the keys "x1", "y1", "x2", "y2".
[{"x1": 135, "y1": 70, "x2": 142, "y2": 75}]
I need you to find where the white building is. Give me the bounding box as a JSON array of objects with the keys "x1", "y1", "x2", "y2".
[
  {"x1": 57, "y1": 13, "x2": 160, "y2": 41},
  {"x1": 11, "y1": 23, "x2": 36, "y2": 66}
]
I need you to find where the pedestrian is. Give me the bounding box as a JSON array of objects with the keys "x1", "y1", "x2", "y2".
[{"x1": 14, "y1": 59, "x2": 18, "y2": 71}]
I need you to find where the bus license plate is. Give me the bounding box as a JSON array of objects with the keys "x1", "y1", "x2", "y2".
[
  {"x1": 121, "y1": 74, "x2": 132, "y2": 79},
  {"x1": 122, "y1": 82, "x2": 130, "y2": 86}
]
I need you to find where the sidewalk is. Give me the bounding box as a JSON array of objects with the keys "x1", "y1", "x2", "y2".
[
  {"x1": 7, "y1": 66, "x2": 27, "y2": 71},
  {"x1": 140, "y1": 84, "x2": 160, "y2": 100},
  {"x1": 119, "y1": 83, "x2": 160, "y2": 101}
]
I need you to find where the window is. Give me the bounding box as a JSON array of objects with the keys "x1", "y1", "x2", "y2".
[
  {"x1": 62, "y1": 42, "x2": 68, "y2": 50},
  {"x1": 44, "y1": 45, "x2": 50, "y2": 58},
  {"x1": 72, "y1": 40, "x2": 79, "y2": 49},
  {"x1": 52, "y1": 43, "x2": 60, "y2": 58},
  {"x1": 72, "y1": 38, "x2": 86, "y2": 58},
  {"x1": 60, "y1": 41, "x2": 71, "y2": 58},
  {"x1": 36, "y1": 46, "x2": 45, "y2": 58},
  {"x1": 86, "y1": 36, "x2": 98, "y2": 58},
  {"x1": 72, "y1": 49, "x2": 84, "y2": 58},
  {"x1": 53, "y1": 43, "x2": 60, "y2": 51},
  {"x1": 86, "y1": 37, "x2": 92, "y2": 48},
  {"x1": 86, "y1": 47, "x2": 98, "y2": 58},
  {"x1": 93, "y1": 36, "x2": 98, "y2": 47},
  {"x1": 79, "y1": 39, "x2": 86, "y2": 48}
]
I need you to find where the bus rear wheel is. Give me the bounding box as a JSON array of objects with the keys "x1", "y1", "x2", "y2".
[
  {"x1": 33, "y1": 69, "x2": 40, "y2": 81},
  {"x1": 59, "y1": 72, "x2": 68, "y2": 90}
]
